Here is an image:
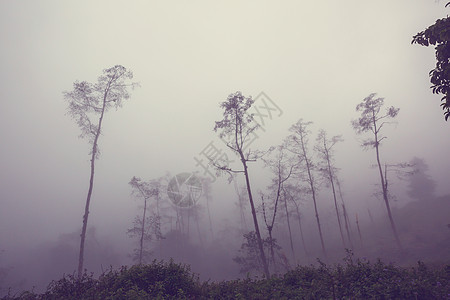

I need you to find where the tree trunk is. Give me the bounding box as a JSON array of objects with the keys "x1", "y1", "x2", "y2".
[
  {"x1": 139, "y1": 197, "x2": 148, "y2": 265},
  {"x1": 241, "y1": 156, "x2": 270, "y2": 278},
  {"x1": 292, "y1": 202, "x2": 308, "y2": 256},
  {"x1": 341, "y1": 203, "x2": 353, "y2": 250},
  {"x1": 300, "y1": 134, "x2": 326, "y2": 257},
  {"x1": 284, "y1": 195, "x2": 296, "y2": 263},
  {"x1": 325, "y1": 151, "x2": 346, "y2": 249},
  {"x1": 355, "y1": 213, "x2": 364, "y2": 250},
  {"x1": 373, "y1": 115, "x2": 402, "y2": 251},
  {"x1": 77, "y1": 104, "x2": 106, "y2": 279}
]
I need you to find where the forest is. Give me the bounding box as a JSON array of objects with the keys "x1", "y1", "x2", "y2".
[{"x1": 1, "y1": 1, "x2": 450, "y2": 299}]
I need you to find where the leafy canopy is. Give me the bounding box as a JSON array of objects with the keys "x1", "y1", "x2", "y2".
[
  {"x1": 352, "y1": 93, "x2": 399, "y2": 149},
  {"x1": 412, "y1": 6, "x2": 450, "y2": 121}
]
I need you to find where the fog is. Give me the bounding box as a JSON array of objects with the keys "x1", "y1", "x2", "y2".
[{"x1": 1, "y1": 0, "x2": 449, "y2": 295}]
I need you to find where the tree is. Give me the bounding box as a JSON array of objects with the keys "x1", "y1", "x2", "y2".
[
  {"x1": 261, "y1": 145, "x2": 295, "y2": 272},
  {"x1": 128, "y1": 177, "x2": 162, "y2": 265},
  {"x1": 285, "y1": 119, "x2": 327, "y2": 257},
  {"x1": 412, "y1": 4, "x2": 450, "y2": 121},
  {"x1": 213, "y1": 91, "x2": 270, "y2": 278},
  {"x1": 336, "y1": 178, "x2": 353, "y2": 250},
  {"x1": 406, "y1": 157, "x2": 436, "y2": 201},
  {"x1": 63, "y1": 65, "x2": 138, "y2": 277},
  {"x1": 233, "y1": 231, "x2": 287, "y2": 275},
  {"x1": 282, "y1": 183, "x2": 309, "y2": 257},
  {"x1": 351, "y1": 93, "x2": 402, "y2": 251},
  {"x1": 315, "y1": 130, "x2": 346, "y2": 249}
]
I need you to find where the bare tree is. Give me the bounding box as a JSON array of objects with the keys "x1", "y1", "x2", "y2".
[
  {"x1": 128, "y1": 177, "x2": 161, "y2": 265},
  {"x1": 355, "y1": 213, "x2": 364, "y2": 250},
  {"x1": 261, "y1": 145, "x2": 295, "y2": 272},
  {"x1": 63, "y1": 65, "x2": 138, "y2": 277},
  {"x1": 283, "y1": 183, "x2": 309, "y2": 257},
  {"x1": 213, "y1": 91, "x2": 270, "y2": 278},
  {"x1": 281, "y1": 185, "x2": 296, "y2": 263},
  {"x1": 352, "y1": 93, "x2": 402, "y2": 251},
  {"x1": 286, "y1": 119, "x2": 327, "y2": 257},
  {"x1": 315, "y1": 129, "x2": 346, "y2": 249},
  {"x1": 336, "y1": 178, "x2": 353, "y2": 250}
]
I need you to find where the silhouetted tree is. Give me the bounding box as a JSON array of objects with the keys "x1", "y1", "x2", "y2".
[
  {"x1": 261, "y1": 145, "x2": 295, "y2": 272},
  {"x1": 336, "y1": 178, "x2": 353, "y2": 250},
  {"x1": 213, "y1": 91, "x2": 270, "y2": 278},
  {"x1": 128, "y1": 177, "x2": 162, "y2": 264},
  {"x1": 286, "y1": 119, "x2": 327, "y2": 257},
  {"x1": 315, "y1": 129, "x2": 346, "y2": 249},
  {"x1": 233, "y1": 231, "x2": 287, "y2": 275},
  {"x1": 283, "y1": 183, "x2": 309, "y2": 257},
  {"x1": 64, "y1": 65, "x2": 138, "y2": 278},
  {"x1": 406, "y1": 157, "x2": 436, "y2": 201},
  {"x1": 352, "y1": 93, "x2": 402, "y2": 251},
  {"x1": 412, "y1": 3, "x2": 450, "y2": 121}
]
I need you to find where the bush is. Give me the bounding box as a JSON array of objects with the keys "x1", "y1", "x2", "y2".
[{"x1": 2, "y1": 258, "x2": 448, "y2": 299}]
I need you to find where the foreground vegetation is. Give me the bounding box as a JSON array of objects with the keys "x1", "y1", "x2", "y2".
[{"x1": 3, "y1": 257, "x2": 449, "y2": 300}]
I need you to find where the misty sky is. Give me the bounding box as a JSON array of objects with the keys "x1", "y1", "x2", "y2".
[{"x1": 1, "y1": 0, "x2": 450, "y2": 278}]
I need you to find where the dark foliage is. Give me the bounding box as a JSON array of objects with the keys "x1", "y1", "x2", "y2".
[
  {"x1": 412, "y1": 7, "x2": 450, "y2": 121},
  {"x1": 2, "y1": 258, "x2": 448, "y2": 299}
]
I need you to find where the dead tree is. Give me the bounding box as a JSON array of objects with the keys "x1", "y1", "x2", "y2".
[
  {"x1": 128, "y1": 177, "x2": 161, "y2": 265},
  {"x1": 315, "y1": 129, "x2": 346, "y2": 249},
  {"x1": 286, "y1": 119, "x2": 327, "y2": 257},
  {"x1": 64, "y1": 65, "x2": 138, "y2": 277},
  {"x1": 283, "y1": 183, "x2": 309, "y2": 257},
  {"x1": 352, "y1": 93, "x2": 402, "y2": 251},
  {"x1": 261, "y1": 145, "x2": 295, "y2": 272},
  {"x1": 213, "y1": 91, "x2": 270, "y2": 278}
]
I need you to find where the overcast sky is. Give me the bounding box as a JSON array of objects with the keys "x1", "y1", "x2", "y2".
[{"x1": 1, "y1": 0, "x2": 449, "y2": 262}]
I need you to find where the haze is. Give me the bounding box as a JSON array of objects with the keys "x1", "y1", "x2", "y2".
[{"x1": 1, "y1": 0, "x2": 449, "y2": 295}]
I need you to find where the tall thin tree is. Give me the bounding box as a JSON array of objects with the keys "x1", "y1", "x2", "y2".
[
  {"x1": 315, "y1": 129, "x2": 346, "y2": 249},
  {"x1": 213, "y1": 91, "x2": 270, "y2": 278},
  {"x1": 261, "y1": 145, "x2": 295, "y2": 272},
  {"x1": 286, "y1": 119, "x2": 327, "y2": 257},
  {"x1": 64, "y1": 65, "x2": 137, "y2": 277},
  {"x1": 128, "y1": 177, "x2": 160, "y2": 264},
  {"x1": 352, "y1": 93, "x2": 402, "y2": 251}
]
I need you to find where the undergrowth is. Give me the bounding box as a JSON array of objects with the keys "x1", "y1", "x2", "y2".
[{"x1": 2, "y1": 257, "x2": 449, "y2": 299}]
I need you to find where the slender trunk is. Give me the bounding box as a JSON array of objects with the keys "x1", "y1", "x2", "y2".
[
  {"x1": 77, "y1": 98, "x2": 107, "y2": 279},
  {"x1": 139, "y1": 197, "x2": 148, "y2": 265},
  {"x1": 234, "y1": 179, "x2": 248, "y2": 233},
  {"x1": 373, "y1": 114, "x2": 402, "y2": 251},
  {"x1": 284, "y1": 194, "x2": 296, "y2": 263},
  {"x1": 241, "y1": 156, "x2": 270, "y2": 278},
  {"x1": 205, "y1": 188, "x2": 214, "y2": 240},
  {"x1": 268, "y1": 229, "x2": 276, "y2": 273},
  {"x1": 324, "y1": 144, "x2": 346, "y2": 249},
  {"x1": 336, "y1": 178, "x2": 353, "y2": 249},
  {"x1": 355, "y1": 213, "x2": 364, "y2": 250},
  {"x1": 341, "y1": 203, "x2": 353, "y2": 250},
  {"x1": 156, "y1": 194, "x2": 162, "y2": 257},
  {"x1": 292, "y1": 201, "x2": 308, "y2": 256},
  {"x1": 300, "y1": 135, "x2": 326, "y2": 257}
]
